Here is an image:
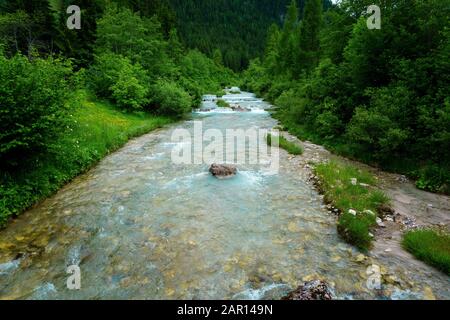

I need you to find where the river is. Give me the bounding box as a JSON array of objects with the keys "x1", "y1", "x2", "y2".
[{"x1": 0, "y1": 91, "x2": 448, "y2": 300}]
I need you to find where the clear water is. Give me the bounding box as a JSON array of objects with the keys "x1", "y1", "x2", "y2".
[{"x1": 0, "y1": 92, "x2": 448, "y2": 300}]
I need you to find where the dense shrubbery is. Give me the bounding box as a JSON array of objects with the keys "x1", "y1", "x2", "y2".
[
  {"x1": 150, "y1": 80, "x2": 192, "y2": 117},
  {"x1": 0, "y1": 1, "x2": 237, "y2": 224},
  {"x1": 0, "y1": 54, "x2": 71, "y2": 168},
  {"x1": 244, "y1": 0, "x2": 450, "y2": 194}
]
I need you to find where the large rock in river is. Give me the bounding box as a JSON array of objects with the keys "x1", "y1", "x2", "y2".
[
  {"x1": 209, "y1": 164, "x2": 237, "y2": 179},
  {"x1": 282, "y1": 280, "x2": 334, "y2": 300}
]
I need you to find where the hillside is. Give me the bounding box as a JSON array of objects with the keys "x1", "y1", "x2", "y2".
[{"x1": 168, "y1": 0, "x2": 332, "y2": 70}]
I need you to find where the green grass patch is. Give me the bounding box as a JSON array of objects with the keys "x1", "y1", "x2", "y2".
[
  {"x1": 314, "y1": 161, "x2": 390, "y2": 251},
  {"x1": 402, "y1": 229, "x2": 450, "y2": 275},
  {"x1": 0, "y1": 91, "x2": 173, "y2": 227},
  {"x1": 216, "y1": 99, "x2": 230, "y2": 108},
  {"x1": 267, "y1": 134, "x2": 303, "y2": 155}
]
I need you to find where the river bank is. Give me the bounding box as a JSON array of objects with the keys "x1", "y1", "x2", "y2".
[
  {"x1": 0, "y1": 91, "x2": 448, "y2": 300},
  {"x1": 278, "y1": 130, "x2": 450, "y2": 298},
  {"x1": 0, "y1": 91, "x2": 173, "y2": 228}
]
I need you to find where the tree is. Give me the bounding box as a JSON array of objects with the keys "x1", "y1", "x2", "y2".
[
  {"x1": 278, "y1": 0, "x2": 299, "y2": 74},
  {"x1": 297, "y1": 0, "x2": 323, "y2": 73}
]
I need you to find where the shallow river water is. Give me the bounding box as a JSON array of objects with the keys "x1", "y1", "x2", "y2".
[{"x1": 0, "y1": 92, "x2": 448, "y2": 300}]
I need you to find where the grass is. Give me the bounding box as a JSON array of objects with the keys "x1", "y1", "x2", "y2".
[
  {"x1": 314, "y1": 160, "x2": 390, "y2": 251},
  {"x1": 273, "y1": 112, "x2": 450, "y2": 195},
  {"x1": 0, "y1": 91, "x2": 173, "y2": 227},
  {"x1": 402, "y1": 229, "x2": 450, "y2": 275},
  {"x1": 216, "y1": 99, "x2": 230, "y2": 108},
  {"x1": 267, "y1": 134, "x2": 303, "y2": 155}
]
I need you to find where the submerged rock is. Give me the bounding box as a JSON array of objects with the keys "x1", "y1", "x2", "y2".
[
  {"x1": 209, "y1": 164, "x2": 237, "y2": 179},
  {"x1": 282, "y1": 280, "x2": 334, "y2": 300}
]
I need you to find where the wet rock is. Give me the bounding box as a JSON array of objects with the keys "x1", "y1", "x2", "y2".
[
  {"x1": 282, "y1": 280, "x2": 334, "y2": 300},
  {"x1": 376, "y1": 217, "x2": 386, "y2": 228},
  {"x1": 231, "y1": 105, "x2": 251, "y2": 112},
  {"x1": 209, "y1": 164, "x2": 237, "y2": 179},
  {"x1": 377, "y1": 204, "x2": 395, "y2": 217}
]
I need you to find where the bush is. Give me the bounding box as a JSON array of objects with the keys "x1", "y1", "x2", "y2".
[
  {"x1": 0, "y1": 54, "x2": 71, "y2": 168},
  {"x1": 403, "y1": 229, "x2": 450, "y2": 275},
  {"x1": 150, "y1": 80, "x2": 192, "y2": 118},
  {"x1": 88, "y1": 53, "x2": 149, "y2": 111},
  {"x1": 216, "y1": 99, "x2": 230, "y2": 108},
  {"x1": 111, "y1": 74, "x2": 149, "y2": 112}
]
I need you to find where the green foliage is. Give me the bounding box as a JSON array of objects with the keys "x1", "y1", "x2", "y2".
[
  {"x1": 0, "y1": 91, "x2": 172, "y2": 227},
  {"x1": 0, "y1": 54, "x2": 71, "y2": 167},
  {"x1": 244, "y1": 0, "x2": 450, "y2": 194},
  {"x1": 216, "y1": 99, "x2": 230, "y2": 108},
  {"x1": 150, "y1": 80, "x2": 192, "y2": 118},
  {"x1": 168, "y1": 0, "x2": 332, "y2": 70},
  {"x1": 267, "y1": 134, "x2": 303, "y2": 155},
  {"x1": 403, "y1": 229, "x2": 450, "y2": 275},
  {"x1": 314, "y1": 161, "x2": 389, "y2": 250}
]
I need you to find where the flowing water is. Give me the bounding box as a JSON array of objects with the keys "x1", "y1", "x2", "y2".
[{"x1": 0, "y1": 92, "x2": 448, "y2": 300}]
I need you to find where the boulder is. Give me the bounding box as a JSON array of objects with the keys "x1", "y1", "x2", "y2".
[
  {"x1": 209, "y1": 164, "x2": 237, "y2": 179},
  {"x1": 282, "y1": 280, "x2": 334, "y2": 300}
]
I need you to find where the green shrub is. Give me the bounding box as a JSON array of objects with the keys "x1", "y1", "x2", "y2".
[
  {"x1": 111, "y1": 74, "x2": 149, "y2": 112},
  {"x1": 88, "y1": 53, "x2": 149, "y2": 111},
  {"x1": 150, "y1": 80, "x2": 192, "y2": 118},
  {"x1": 403, "y1": 229, "x2": 450, "y2": 275},
  {"x1": 0, "y1": 54, "x2": 71, "y2": 168},
  {"x1": 415, "y1": 165, "x2": 450, "y2": 194},
  {"x1": 216, "y1": 99, "x2": 230, "y2": 108},
  {"x1": 0, "y1": 91, "x2": 172, "y2": 227}
]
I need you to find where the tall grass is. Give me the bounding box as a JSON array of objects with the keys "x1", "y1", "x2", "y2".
[
  {"x1": 314, "y1": 161, "x2": 390, "y2": 250},
  {"x1": 403, "y1": 229, "x2": 450, "y2": 275},
  {"x1": 267, "y1": 134, "x2": 303, "y2": 155},
  {"x1": 0, "y1": 91, "x2": 172, "y2": 227}
]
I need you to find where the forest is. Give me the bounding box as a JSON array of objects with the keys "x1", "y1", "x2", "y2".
[
  {"x1": 0, "y1": 0, "x2": 449, "y2": 301},
  {"x1": 0, "y1": 0, "x2": 236, "y2": 225},
  {"x1": 243, "y1": 0, "x2": 450, "y2": 195}
]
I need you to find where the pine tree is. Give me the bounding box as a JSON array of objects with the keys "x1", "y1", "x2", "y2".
[
  {"x1": 298, "y1": 0, "x2": 322, "y2": 72},
  {"x1": 278, "y1": 0, "x2": 299, "y2": 75},
  {"x1": 212, "y1": 48, "x2": 224, "y2": 67},
  {"x1": 263, "y1": 23, "x2": 281, "y2": 74}
]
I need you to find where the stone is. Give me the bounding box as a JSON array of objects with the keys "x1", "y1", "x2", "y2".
[
  {"x1": 351, "y1": 178, "x2": 358, "y2": 186},
  {"x1": 376, "y1": 217, "x2": 386, "y2": 228},
  {"x1": 348, "y1": 209, "x2": 357, "y2": 216},
  {"x1": 282, "y1": 280, "x2": 334, "y2": 300},
  {"x1": 363, "y1": 210, "x2": 376, "y2": 216},
  {"x1": 209, "y1": 164, "x2": 237, "y2": 179}
]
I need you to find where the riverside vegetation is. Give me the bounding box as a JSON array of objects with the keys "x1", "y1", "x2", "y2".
[
  {"x1": 242, "y1": 0, "x2": 450, "y2": 272},
  {"x1": 0, "y1": 0, "x2": 448, "y2": 282},
  {"x1": 0, "y1": 1, "x2": 236, "y2": 226}
]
